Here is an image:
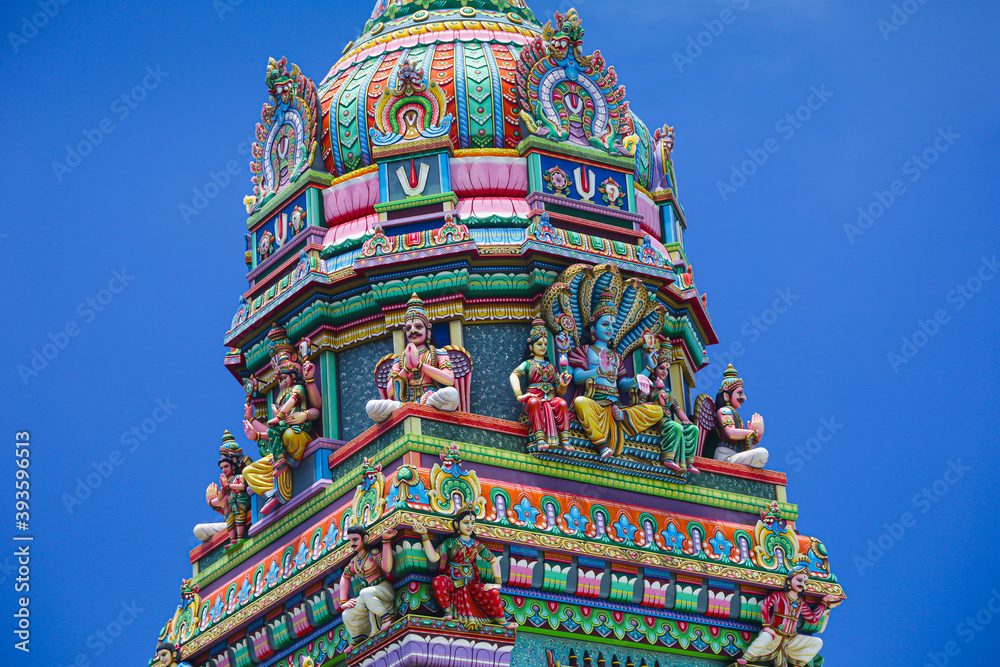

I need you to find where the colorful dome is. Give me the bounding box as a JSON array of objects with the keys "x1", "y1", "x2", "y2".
[{"x1": 317, "y1": 0, "x2": 654, "y2": 188}]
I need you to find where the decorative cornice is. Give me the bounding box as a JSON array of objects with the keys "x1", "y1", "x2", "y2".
[
  {"x1": 527, "y1": 192, "x2": 643, "y2": 225},
  {"x1": 692, "y1": 457, "x2": 786, "y2": 485},
  {"x1": 370, "y1": 135, "x2": 454, "y2": 162},
  {"x1": 191, "y1": 407, "x2": 796, "y2": 589},
  {"x1": 454, "y1": 148, "x2": 520, "y2": 158},
  {"x1": 395, "y1": 434, "x2": 796, "y2": 518},
  {"x1": 180, "y1": 507, "x2": 843, "y2": 658},
  {"x1": 245, "y1": 172, "x2": 333, "y2": 230},
  {"x1": 246, "y1": 235, "x2": 324, "y2": 283},
  {"x1": 518, "y1": 136, "x2": 636, "y2": 171},
  {"x1": 373, "y1": 191, "x2": 458, "y2": 213},
  {"x1": 328, "y1": 164, "x2": 379, "y2": 189},
  {"x1": 332, "y1": 22, "x2": 539, "y2": 75}
]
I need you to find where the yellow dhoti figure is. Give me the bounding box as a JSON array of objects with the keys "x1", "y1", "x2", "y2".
[
  {"x1": 278, "y1": 426, "x2": 312, "y2": 461},
  {"x1": 543, "y1": 266, "x2": 671, "y2": 462},
  {"x1": 244, "y1": 456, "x2": 280, "y2": 497},
  {"x1": 574, "y1": 395, "x2": 662, "y2": 457},
  {"x1": 242, "y1": 324, "x2": 324, "y2": 516},
  {"x1": 244, "y1": 425, "x2": 312, "y2": 503}
]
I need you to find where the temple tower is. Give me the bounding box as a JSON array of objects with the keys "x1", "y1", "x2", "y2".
[{"x1": 151, "y1": 3, "x2": 845, "y2": 667}]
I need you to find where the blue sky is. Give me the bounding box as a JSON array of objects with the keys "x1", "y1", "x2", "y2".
[{"x1": 1, "y1": 0, "x2": 998, "y2": 665}]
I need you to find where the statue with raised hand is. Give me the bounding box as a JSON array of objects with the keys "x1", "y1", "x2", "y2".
[
  {"x1": 737, "y1": 555, "x2": 843, "y2": 666},
  {"x1": 242, "y1": 325, "x2": 322, "y2": 515},
  {"x1": 339, "y1": 525, "x2": 397, "y2": 644},
  {"x1": 638, "y1": 337, "x2": 699, "y2": 474},
  {"x1": 206, "y1": 431, "x2": 253, "y2": 550},
  {"x1": 694, "y1": 364, "x2": 767, "y2": 468}
]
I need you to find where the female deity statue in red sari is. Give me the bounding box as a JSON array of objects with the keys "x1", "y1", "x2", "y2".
[
  {"x1": 412, "y1": 508, "x2": 517, "y2": 630},
  {"x1": 508, "y1": 319, "x2": 572, "y2": 450}
]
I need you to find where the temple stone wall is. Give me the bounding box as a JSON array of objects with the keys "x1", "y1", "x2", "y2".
[
  {"x1": 337, "y1": 336, "x2": 395, "y2": 441},
  {"x1": 464, "y1": 322, "x2": 531, "y2": 422}
]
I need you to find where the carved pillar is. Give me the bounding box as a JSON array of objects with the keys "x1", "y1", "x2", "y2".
[{"x1": 320, "y1": 350, "x2": 339, "y2": 439}]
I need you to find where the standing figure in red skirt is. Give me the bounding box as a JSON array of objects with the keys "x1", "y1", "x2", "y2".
[
  {"x1": 508, "y1": 319, "x2": 572, "y2": 450},
  {"x1": 411, "y1": 507, "x2": 518, "y2": 630}
]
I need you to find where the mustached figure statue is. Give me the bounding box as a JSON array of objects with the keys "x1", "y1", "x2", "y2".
[
  {"x1": 366, "y1": 293, "x2": 472, "y2": 423},
  {"x1": 693, "y1": 364, "x2": 768, "y2": 468},
  {"x1": 737, "y1": 554, "x2": 842, "y2": 666}
]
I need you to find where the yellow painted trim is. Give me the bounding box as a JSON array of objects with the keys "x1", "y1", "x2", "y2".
[
  {"x1": 454, "y1": 148, "x2": 521, "y2": 157},
  {"x1": 403, "y1": 415, "x2": 422, "y2": 436},
  {"x1": 449, "y1": 319, "x2": 464, "y2": 347}
]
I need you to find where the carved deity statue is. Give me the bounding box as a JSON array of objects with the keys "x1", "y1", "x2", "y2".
[
  {"x1": 638, "y1": 338, "x2": 699, "y2": 474},
  {"x1": 694, "y1": 364, "x2": 767, "y2": 468},
  {"x1": 367, "y1": 294, "x2": 472, "y2": 423},
  {"x1": 569, "y1": 290, "x2": 663, "y2": 458},
  {"x1": 242, "y1": 324, "x2": 323, "y2": 515},
  {"x1": 154, "y1": 642, "x2": 192, "y2": 667},
  {"x1": 244, "y1": 57, "x2": 318, "y2": 214},
  {"x1": 412, "y1": 506, "x2": 517, "y2": 630},
  {"x1": 509, "y1": 319, "x2": 572, "y2": 450},
  {"x1": 650, "y1": 124, "x2": 676, "y2": 192},
  {"x1": 737, "y1": 555, "x2": 842, "y2": 666},
  {"x1": 206, "y1": 431, "x2": 253, "y2": 549},
  {"x1": 540, "y1": 265, "x2": 665, "y2": 459},
  {"x1": 369, "y1": 59, "x2": 453, "y2": 146},
  {"x1": 339, "y1": 525, "x2": 397, "y2": 644}
]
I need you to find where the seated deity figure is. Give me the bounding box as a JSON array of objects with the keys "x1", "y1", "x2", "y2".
[
  {"x1": 339, "y1": 525, "x2": 397, "y2": 644},
  {"x1": 638, "y1": 341, "x2": 699, "y2": 474},
  {"x1": 569, "y1": 291, "x2": 662, "y2": 459},
  {"x1": 366, "y1": 294, "x2": 471, "y2": 423},
  {"x1": 242, "y1": 325, "x2": 322, "y2": 515},
  {"x1": 509, "y1": 319, "x2": 572, "y2": 450},
  {"x1": 707, "y1": 364, "x2": 768, "y2": 468}
]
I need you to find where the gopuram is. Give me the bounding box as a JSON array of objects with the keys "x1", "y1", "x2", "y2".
[{"x1": 151, "y1": 3, "x2": 845, "y2": 666}]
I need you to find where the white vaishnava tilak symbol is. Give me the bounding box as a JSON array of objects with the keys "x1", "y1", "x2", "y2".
[{"x1": 396, "y1": 160, "x2": 430, "y2": 197}]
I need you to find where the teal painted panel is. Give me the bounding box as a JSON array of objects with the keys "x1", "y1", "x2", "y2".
[{"x1": 512, "y1": 632, "x2": 724, "y2": 667}]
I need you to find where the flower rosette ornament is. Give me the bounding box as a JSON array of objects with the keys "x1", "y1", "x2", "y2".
[{"x1": 543, "y1": 165, "x2": 572, "y2": 196}]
